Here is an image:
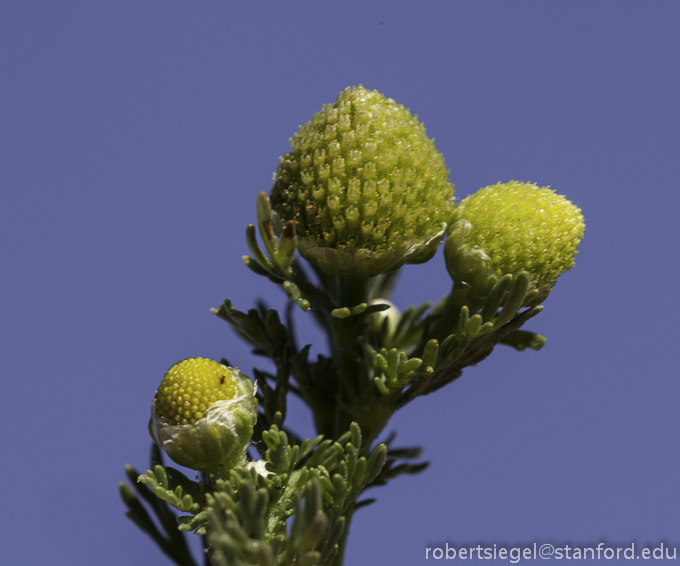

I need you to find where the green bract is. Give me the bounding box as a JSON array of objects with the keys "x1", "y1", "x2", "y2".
[
  {"x1": 445, "y1": 181, "x2": 585, "y2": 296},
  {"x1": 271, "y1": 85, "x2": 454, "y2": 277},
  {"x1": 149, "y1": 358, "x2": 257, "y2": 477}
]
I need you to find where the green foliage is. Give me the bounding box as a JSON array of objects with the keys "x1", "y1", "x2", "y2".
[
  {"x1": 120, "y1": 445, "x2": 204, "y2": 566},
  {"x1": 121, "y1": 422, "x2": 386, "y2": 566},
  {"x1": 124, "y1": 188, "x2": 563, "y2": 563}
]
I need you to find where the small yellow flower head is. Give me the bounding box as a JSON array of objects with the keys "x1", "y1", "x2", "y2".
[
  {"x1": 271, "y1": 85, "x2": 454, "y2": 277},
  {"x1": 445, "y1": 181, "x2": 585, "y2": 295},
  {"x1": 149, "y1": 358, "x2": 257, "y2": 476},
  {"x1": 154, "y1": 358, "x2": 239, "y2": 425}
]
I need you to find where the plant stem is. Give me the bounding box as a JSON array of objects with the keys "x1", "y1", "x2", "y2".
[
  {"x1": 326, "y1": 275, "x2": 370, "y2": 440},
  {"x1": 323, "y1": 274, "x2": 391, "y2": 566}
]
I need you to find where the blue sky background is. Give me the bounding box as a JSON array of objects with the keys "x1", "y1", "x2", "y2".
[{"x1": 2, "y1": 2, "x2": 679, "y2": 565}]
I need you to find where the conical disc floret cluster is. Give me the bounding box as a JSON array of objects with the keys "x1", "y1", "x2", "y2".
[
  {"x1": 448, "y1": 181, "x2": 585, "y2": 288},
  {"x1": 271, "y1": 85, "x2": 454, "y2": 277}
]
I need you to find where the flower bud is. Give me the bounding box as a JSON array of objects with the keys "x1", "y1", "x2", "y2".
[
  {"x1": 367, "y1": 299, "x2": 400, "y2": 337},
  {"x1": 271, "y1": 85, "x2": 454, "y2": 277},
  {"x1": 149, "y1": 358, "x2": 257, "y2": 476},
  {"x1": 445, "y1": 181, "x2": 585, "y2": 296}
]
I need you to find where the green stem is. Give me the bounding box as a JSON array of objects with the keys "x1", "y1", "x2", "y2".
[
  {"x1": 322, "y1": 275, "x2": 371, "y2": 565},
  {"x1": 326, "y1": 275, "x2": 371, "y2": 440},
  {"x1": 317, "y1": 274, "x2": 407, "y2": 565}
]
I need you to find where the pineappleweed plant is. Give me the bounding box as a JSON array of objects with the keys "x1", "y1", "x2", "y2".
[{"x1": 120, "y1": 86, "x2": 585, "y2": 566}]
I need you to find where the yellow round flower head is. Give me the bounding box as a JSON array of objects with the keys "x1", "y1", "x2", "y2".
[
  {"x1": 155, "y1": 357, "x2": 238, "y2": 426},
  {"x1": 271, "y1": 85, "x2": 454, "y2": 277},
  {"x1": 149, "y1": 358, "x2": 257, "y2": 476},
  {"x1": 445, "y1": 181, "x2": 585, "y2": 296}
]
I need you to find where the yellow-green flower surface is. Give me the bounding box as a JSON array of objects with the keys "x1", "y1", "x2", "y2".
[
  {"x1": 271, "y1": 85, "x2": 454, "y2": 276},
  {"x1": 149, "y1": 358, "x2": 257, "y2": 475},
  {"x1": 453, "y1": 181, "x2": 585, "y2": 285},
  {"x1": 154, "y1": 358, "x2": 238, "y2": 426}
]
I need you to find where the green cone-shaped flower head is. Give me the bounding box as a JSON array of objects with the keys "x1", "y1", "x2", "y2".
[
  {"x1": 271, "y1": 85, "x2": 454, "y2": 277},
  {"x1": 445, "y1": 181, "x2": 585, "y2": 296},
  {"x1": 149, "y1": 357, "x2": 257, "y2": 476}
]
